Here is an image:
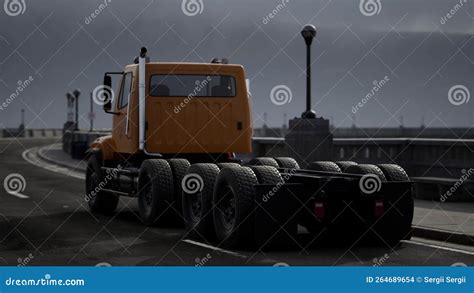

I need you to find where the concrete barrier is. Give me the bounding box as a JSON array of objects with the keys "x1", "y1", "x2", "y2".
[
  {"x1": 252, "y1": 136, "x2": 474, "y2": 202},
  {"x1": 60, "y1": 132, "x2": 473, "y2": 202},
  {"x1": 62, "y1": 130, "x2": 110, "y2": 159}
]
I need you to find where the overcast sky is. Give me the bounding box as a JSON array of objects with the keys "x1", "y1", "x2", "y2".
[{"x1": 0, "y1": 0, "x2": 473, "y2": 129}]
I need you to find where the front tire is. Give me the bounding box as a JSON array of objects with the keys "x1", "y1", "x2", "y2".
[{"x1": 85, "y1": 152, "x2": 118, "y2": 215}]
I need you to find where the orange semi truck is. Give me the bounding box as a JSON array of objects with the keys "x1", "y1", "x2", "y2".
[{"x1": 85, "y1": 46, "x2": 413, "y2": 248}]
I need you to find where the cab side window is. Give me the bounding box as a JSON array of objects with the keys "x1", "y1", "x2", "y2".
[{"x1": 118, "y1": 72, "x2": 132, "y2": 109}]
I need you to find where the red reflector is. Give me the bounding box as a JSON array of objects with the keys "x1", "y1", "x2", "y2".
[
  {"x1": 314, "y1": 202, "x2": 325, "y2": 218},
  {"x1": 374, "y1": 200, "x2": 384, "y2": 217}
]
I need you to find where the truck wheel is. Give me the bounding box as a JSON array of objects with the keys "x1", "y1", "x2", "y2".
[
  {"x1": 307, "y1": 161, "x2": 342, "y2": 173},
  {"x1": 376, "y1": 164, "x2": 414, "y2": 243},
  {"x1": 250, "y1": 165, "x2": 283, "y2": 184},
  {"x1": 138, "y1": 159, "x2": 174, "y2": 226},
  {"x1": 248, "y1": 157, "x2": 279, "y2": 168},
  {"x1": 168, "y1": 159, "x2": 191, "y2": 220},
  {"x1": 345, "y1": 164, "x2": 387, "y2": 181},
  {"x1": 274, "y1": 157, "x2": 300, "y2": 170},
  {"x1": 213, "y1": 165, "x2": 258, "y2": 247},
  {"x1": 377, "y1": 164, "x2": 409, "y2": 182},
  {"x1": 335, "y1": 161, "x2": 357, "y2": 172},
  {"x1": 85, "y1": 152, "x2": 119, "y2": 215},
  {"x1": 182, "y1": 163, "x2": 220, "y2": 240},
  {"x1": 216, "y1": 162, "x2": 241, "y2": 169}
]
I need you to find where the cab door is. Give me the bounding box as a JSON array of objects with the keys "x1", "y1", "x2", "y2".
[{"x1": 112, "y1": 71, "x2": 135, "y2": 154}]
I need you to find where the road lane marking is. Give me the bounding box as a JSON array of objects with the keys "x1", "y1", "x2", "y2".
[
  {"x1": 22, "y1": 148, "x2": 85, "y2": 180},
  {"x1": 182, "y1": 239, "x2": 248, "y2": 259},
  {"x1": 403, "y1": 240, "x2": 474, "y2": 256}
]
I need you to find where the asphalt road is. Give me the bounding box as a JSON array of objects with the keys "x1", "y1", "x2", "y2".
[{"x1": 1, "y1": 138, "x2": 473, "y2": 266}]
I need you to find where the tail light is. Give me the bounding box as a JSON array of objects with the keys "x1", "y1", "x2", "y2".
[
  {"x1": 374, "y1": 200, "x2": 384, "y2": 218},
  {"x1": 314, "y1": 202, "x2": 325, "y2": 218}
]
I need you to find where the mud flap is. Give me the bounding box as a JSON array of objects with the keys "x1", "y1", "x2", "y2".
[{"x1": 254, "y1": 183, "x2": 303, "y2": 250}]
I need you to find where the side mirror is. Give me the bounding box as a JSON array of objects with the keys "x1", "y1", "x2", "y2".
[{"x1": 103, "y1": 75, "x2": 112, "y2": 112}]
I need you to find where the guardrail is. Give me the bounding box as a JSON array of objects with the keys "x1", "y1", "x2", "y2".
[{"x1": 1, "y1": 128, "x2": 63, "y2": 138}]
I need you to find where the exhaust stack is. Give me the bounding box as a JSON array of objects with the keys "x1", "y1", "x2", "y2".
[{"x1": 138, "y1": 47, "x2": 147, "y2": 151}]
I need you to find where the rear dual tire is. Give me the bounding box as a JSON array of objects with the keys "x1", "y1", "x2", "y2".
[
  {"x1": 213, "y1": 165, "x2": 258, "y2": 247},
  {"x1": 137, "y1": 159, "x2": 175, "y2": 226},
  {"x1": 182, "y1": 163, "x2": 220, "y2": 241},
  {"x1": 344, "y1": 163, "x2": 412, "y2": 245},
  {"x1": 375, "y1": 164, "x2": 413, "y2": 244},
  {"x1": 248, "y1": 157, "x2": 300, "y2": 170}
]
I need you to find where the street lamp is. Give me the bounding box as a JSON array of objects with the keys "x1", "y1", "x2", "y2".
[
  {"x1": 301, "y1": 24, "x2": 317, "y2": 119},
  {"x1": 73, "y1": 89, "x2": 81, "y2": 131}
]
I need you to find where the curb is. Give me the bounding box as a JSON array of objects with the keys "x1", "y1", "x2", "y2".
[
  {"x1": 37, "y1": 144, "x2": 87, "y2": 173},
  {"x1": 412, "y1": 225, "x2": 474, "y2": 246}
]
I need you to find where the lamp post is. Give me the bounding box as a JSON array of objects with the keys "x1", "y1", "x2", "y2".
[
  {"x1": 73, "y1": 89, "x2": 81, "y2": 131},
  {"x1": 301, "y1": 24, "x2": 317, "y2": 119},
  {"x1": 89, "y1": 92, "x2": 94, "y2": 132},
  {"x1": 20, "y1": 109, "x2": 25, "y2": 126}
]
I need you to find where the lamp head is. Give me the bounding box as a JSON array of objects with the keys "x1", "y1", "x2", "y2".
[{"x1": 301, "y1": 24, "x2": 317, "y2": 46}]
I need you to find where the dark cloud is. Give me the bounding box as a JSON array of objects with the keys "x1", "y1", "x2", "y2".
[{"x1": 0, "y1": 0, "x2": 472, "y2": 129}]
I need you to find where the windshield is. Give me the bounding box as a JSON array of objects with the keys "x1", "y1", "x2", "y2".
[{"x1": 149, "y1": 74, "x2": 236, "y2": 97}]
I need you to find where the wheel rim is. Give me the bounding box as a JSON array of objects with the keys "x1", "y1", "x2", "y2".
[
  {"x1": 189, "y1": 193, "x2": 202, "y2": 222},
  {"x1": 219, "y1": 185, "x2": 236, "y2": 230}
]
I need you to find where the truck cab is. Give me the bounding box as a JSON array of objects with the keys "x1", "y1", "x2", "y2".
[{"x1": 92, "y1": 55, "x2": 252, "y2": 162}]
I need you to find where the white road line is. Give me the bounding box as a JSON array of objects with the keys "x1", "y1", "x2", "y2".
[
  {"x1": 182, "y1": 239, "x2": 248, "y2": 259},
  {"x1": 402, "y1": 240, "x2": 474, "y2": 256},
  {"x1": 21, "y1": 148, "x2": 85, "y2": 180}
]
